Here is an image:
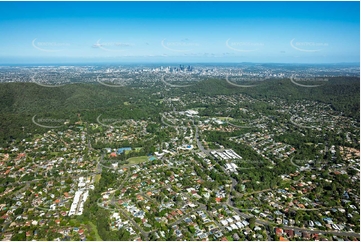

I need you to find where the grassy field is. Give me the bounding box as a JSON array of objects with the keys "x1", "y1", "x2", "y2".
[
  {"x1": 127, "y1": 156, "x2": 149, "y2": 165},
  {"x1": 217, "y1": 116, "x2": 233, "y2": 121},
  {"x1": 94, "y1": 174, "x2": 101, "y2": 184},
  {"x1": 88, "y1": 221, "x2": 102, "y2": 241},
  {"x1": 201, "y1": 116, "x2": 234, "y2": 121}
]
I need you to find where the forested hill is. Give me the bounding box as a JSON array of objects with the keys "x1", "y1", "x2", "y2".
[
  {"x1": 0, "y1": 82, "x2": 163, "y2": 146},
  {"x1": 0, "y1": 82, "x2": 136, "y2": 114},
  {"x1": 0, "y1": 76, "x2": 359, "y2": 146},
  {"x1": 188, "y1": 76, "x2": 360, "y2": 120}
]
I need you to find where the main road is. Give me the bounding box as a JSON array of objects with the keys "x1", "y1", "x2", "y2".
[{"x1": 192, "y1": 119, "x2": 209, "y2": 156}]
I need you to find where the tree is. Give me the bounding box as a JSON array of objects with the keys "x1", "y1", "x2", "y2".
[
  {"x1": 14, "y1": 207, "x2": 24, "y2": 216},
  {"x1": 11, "y1": 232, "x2": 25, "y2": 241},
  {"x1": 249, "y1": 217, "x2": 256, "y2": 230}
]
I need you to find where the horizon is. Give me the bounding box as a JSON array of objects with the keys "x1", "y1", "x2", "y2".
[{"x1": 0, "y1": 61, "x2": 360, "y2": 66}]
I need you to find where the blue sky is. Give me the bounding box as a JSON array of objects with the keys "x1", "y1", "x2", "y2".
[{"x1": 0, "y1": 1, "x2": 359, "y2": 64}]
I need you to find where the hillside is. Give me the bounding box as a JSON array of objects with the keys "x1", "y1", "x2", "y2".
[{"x1": 0, "y1": 77, "x2": 359, "y2": 146}]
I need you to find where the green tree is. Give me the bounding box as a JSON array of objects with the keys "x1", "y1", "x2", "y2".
[{"x1": 249, "y1": 217, "x2": 256, "y2": 230}]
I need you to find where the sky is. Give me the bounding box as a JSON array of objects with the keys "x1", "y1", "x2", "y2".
[{"x1": 0, "y1": 1, "x2": 359, "y2": 64}]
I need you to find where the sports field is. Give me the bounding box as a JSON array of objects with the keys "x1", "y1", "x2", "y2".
[{"x1": 127, "y1": 156, "x2": 149, "y2": 164}]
